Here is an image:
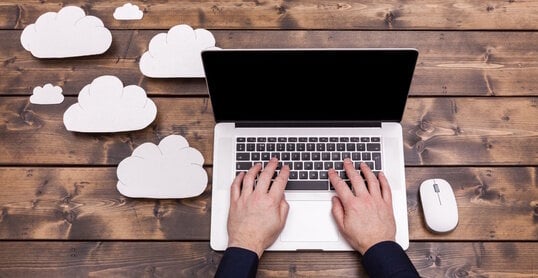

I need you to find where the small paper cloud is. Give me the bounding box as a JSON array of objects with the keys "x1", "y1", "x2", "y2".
[
  {"x1": 63, "y1": 75, "x2": 157, "y2": 132},
  {"x1": 30, "y1": 83, "x2": 64, "y2": 104},
  {"x1": 139, "y1": 24, "x2": 220, "y2": 78},
  {"x1": 20, "y1": 6, "x2": 112, "y2": 58},
  {"x1": 114, "y1": 3, "x2": 143, "y2": 20},
  {"x1": 116, "y1": 135, "x2": 208, "y2": 198}
]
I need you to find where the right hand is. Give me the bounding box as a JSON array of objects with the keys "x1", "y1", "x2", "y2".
[{"x1": 329, "y1": 159, "x2": 397, "y2": 255}]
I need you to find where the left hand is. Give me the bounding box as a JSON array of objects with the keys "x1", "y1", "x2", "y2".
[{"x1": 226, "y1": 157, "x2": 290, "y2": 258}]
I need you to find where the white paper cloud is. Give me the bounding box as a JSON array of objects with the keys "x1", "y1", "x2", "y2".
[
  {"x1": 63, "y1": 75, "x2": 157, "y2": 132},
  {"x1": 29, "y1": 83, "x2": 64, "y2": 104},
  {"x1": 116, "y1": 135, "x2": 208, "y2": 198},
  {"x1": 114, "y1": 3, "x2": 143, "y2": 20},
  {"x1": 20, "y1": 6, "x2": 112, "y2": 58},
  {"x1": 139, "y1": 24, "x2": 220, "y2": 78}
]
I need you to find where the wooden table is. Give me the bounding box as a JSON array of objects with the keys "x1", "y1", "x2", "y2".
[{"x1": 1, "y1": 1, "x2": 537, "y2": 277}]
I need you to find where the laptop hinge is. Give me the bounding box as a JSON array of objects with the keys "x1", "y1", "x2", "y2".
[{"x1": 235, "y1": 121, "x2": 382, "y2": 128}]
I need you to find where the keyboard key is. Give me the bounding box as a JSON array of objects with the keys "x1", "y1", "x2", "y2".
[
  {"x1": 286, "y1": 181, "x2": 328, "y2": 190},
  {"x1": 317, "y1": 143, "x2": 326, "y2": 151},
  {"x1": 277, "y1": 143, "x2": 285, "y2": 151},
  {"x1": 309, "y1": 171, "x2": 318, "y2": 179},
  {"x1": 350, "y1": 137, "x2": 360, "y2": 142},
  {"x1": 294, "y1": 162, "x2": 303, "y2": 170},
  {"x1": 292, "y1": 153, "x2": 301, "y2": 160},
  {"x1": 247, "y1": 143, "x2": 255, "y2": 151},
  {"x1": 282, "y1": 152, "x2": 291, "y2": 160},
  {"x1": 340, "y1": 137, "x2": 349, "y2": 142},
  {"x1": 299, "y1": 171, "x2": 308, "y2": 179},
  {"x1": 346, "y1": 143, "x2": 355, "y2": 151},
  {"x1": 361, "y1": 137, "x2": 370, "y2": 142},
  {"x1": 352, "y1": 152, "x2": 361, "y2": 160},
  {"x1": 320, "y1": 137, "x2": 329, "y2": 142},
  {"x1": 332, "y1": 152, "x2": 341, "y2": 160},
  {"x1": 288, "y1": 137, "x2": 298, "y2": 142},
  {"x1": 237, "y1": 137, "x2": 246, "y2": 142},
  {"x1": 301, "y1": 153, "x2": 310, "y2": 160},
  {"x1": 335, "y1": 162, "x2": 343, "y2": 170},
  {"x1": 371, "y1": 137, "x2": 381, "y2": 142},
  {"x1": 297, "y1": 143, "x2": 305, "y2": 151},
  {"x1": 312, "y1": 152, "x2": 321, "y2": 160},
  {"x1": 236, "y1": 153, "x2": 250, "y2": 160},
  {"x1": 307, "y1": 143, "x2": 315, "y2": 151},
  {"x1": 256, "y1": 143, "x2": 265, "y2": 151},
  {"x1": 271, "y1": 153, "x2": 280, "y2": 159},
  {"x1": 329, "y1": 137, "x2": 339, "y2": 142},
  {"x1": 326, "y1": 143, "x2": 335, "y2": 151},
  {"x1": 261, "y1": 153, "x2": 270, "y2": 160},
  {"x1": 268, "y1": 137, "x2": 277, "y2": 142},
  {"x1": 251, "y1": 153, "x2": 260, "y2": 160},
  {"x1": 257, "y1": 137, "x2": 266, "y2": 142},
  {"x1": 236, "y1": 144, "x2": 245, "y2": 151},
  {"x1": 267, "y1": 143, "x2": 275, "y2": 151},
  {"x1": 289, "y1": 171, "x2": 298, "y2": 179},
  {"x1": 367, "y1": 143, "x2": 381, "y2": 151},
  {"x1": 362, "y1": 152, "x2": 371, "y2": 160},
  {"x1": 314, "y1": 162, "x2": 323, "y2": 170},
  {"x1": 342, "y1": 152, "x2": 351, "y2": 160},
  {"x1": 337, "y1": 143, "x2": 345, "y2": 151},
  {"x1": 357, "y1": 143, "x2": 366, "y2": 151},
  {"x1": 299, "y1": 137, "x2": 308, "y2": 142},
  {"x1": 247, "y1": 137, "x2": 256, "y2": 142},
  {"x1": 322, "y1": 153, "x2": 331, "y2": 160},
  {"x1": 236, "y1": 162, "x2": 252, "y2": 170},
  {"x1": 372, "y1": 152, "x2": 382, "y2": 170},
  {"x1": 308, "y1": 137, "x2": 318, "y2": 142},
  {"x1": 278, "y1": 137, "x2": 287, "y2": 142},
  {"x1": 304, "y1": 162, "x2": 313, "y2": 170},
  {"x1": 319, "y1": 171, "x2": 328, "y2": 179},
  {"x1": 286, "y1": 143, "x2": 295, "y2": 151}
]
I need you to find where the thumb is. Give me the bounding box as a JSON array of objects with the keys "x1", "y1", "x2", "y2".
[
  {"x1": 279, "y1": 199, "x2": 290, "y2": 224},
  {"x1": 331, "y1": 196, "x2": 345, "y2": 229}
]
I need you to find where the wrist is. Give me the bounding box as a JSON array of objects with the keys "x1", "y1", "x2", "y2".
[{"x1": 228, "y1": 240, "x2": 265, "y2": 258}]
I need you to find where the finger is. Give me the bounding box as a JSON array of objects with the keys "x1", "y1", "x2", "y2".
[
  {"x1": 331, "y1": 196, "x2": 345, "y2": 230},
  {"x1": 242, "y1": 163, "x2": 262, "y2": 196},
  {"x1": 328, "y1": 168, "x2": 354, "y2": 203},
  {"x1": 343, "y1": 158, "x2": 367, "y2": 195},
  {"x1": 360, "y1": 162, "x2": 381, "y2": 197},
  {"x1": 230, "y1": 171, "x2": 245, "y2": 202},
  {"x1": 378, "y1": 171, "x2": 393, "y2": 205},
  {"x1": 279, "y1": 199, "x2": 290, "y2": 225},
  {"x1": 270, "y1": 164, "x2": 290, "y2": 198},
  {"x1": 256, "y1": 157, "x2": 279, "y2": 193}
]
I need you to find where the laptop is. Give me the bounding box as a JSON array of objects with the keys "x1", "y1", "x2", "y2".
[{"x1": 203, "y1": 48, "x2": 418, "y2": 251}]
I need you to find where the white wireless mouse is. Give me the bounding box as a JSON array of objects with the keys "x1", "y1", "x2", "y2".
[{"x1": 419, "y1": 178, "x2": 458, "y2": 233}]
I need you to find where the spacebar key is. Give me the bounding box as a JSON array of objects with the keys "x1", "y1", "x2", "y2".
[{"x1": 285, "y1": 181, "x2": 328, "y2": 190}]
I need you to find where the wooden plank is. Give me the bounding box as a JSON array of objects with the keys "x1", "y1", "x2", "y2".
[
  {"x1": 1, "y1": 97, "x2": 536, "y2": 166},
  {"x1": 0, "y1": 97, "x2": 215, "y2": 166},
  {"x1": 2, "y1": 30, "x2": 538, "y2": 96},
  {"x1": 0, "y1": 241, "x2": 536, "y2": 277},
  {"x1": 2, "y1": 1, "x2": 538, "y2": 30},
  {"x1": 0, "y1": 167, "x2": 536, "y2": 240},
  {"x1": 0, "y1": 167, "x2": 212, "y2": 240}
]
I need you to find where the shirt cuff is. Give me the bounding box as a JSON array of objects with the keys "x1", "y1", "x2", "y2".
[
  {"x1": 215, "y1": 247, "x2": 259, "y2": 278},
  {"x1": 362, "y1": 241, "x2": 420, "y2": 278}
]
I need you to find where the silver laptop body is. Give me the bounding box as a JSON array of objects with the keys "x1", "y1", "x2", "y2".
[{"x1": 203, "y1": 48, "x2": 418, "y2": 251}]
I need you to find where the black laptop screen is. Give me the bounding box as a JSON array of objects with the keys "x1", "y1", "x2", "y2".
[{"x1": 202, "y1": 49, "x2": 418, "y2": 124}]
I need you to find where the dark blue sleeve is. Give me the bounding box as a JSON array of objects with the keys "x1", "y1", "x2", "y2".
[
  {"x1": 362, "y1": 241, "x2": 420, "y2": 278},
  {"x1": 215, "y1": 247, "x2": 259, "y2": 278}
]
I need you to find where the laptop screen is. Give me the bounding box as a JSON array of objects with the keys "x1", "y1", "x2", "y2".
[{"x1": 202, "y1": 49, "x2": 418, "y2": 124}]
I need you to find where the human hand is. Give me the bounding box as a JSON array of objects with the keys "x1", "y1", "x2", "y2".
[
  {"x1": 226, "y1": 157, "x2": 290, "y2": 258},
  {"x1": 329, "y1": 159, "x2": 396, "y2": 255}
]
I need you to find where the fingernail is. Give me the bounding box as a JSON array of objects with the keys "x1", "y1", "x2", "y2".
[
  {"x1": 344, "y1": 158, "x2": 352, "y2": 164},
  {"x1": 328, "y1": 168, "x2": 335, "y2": 174}
]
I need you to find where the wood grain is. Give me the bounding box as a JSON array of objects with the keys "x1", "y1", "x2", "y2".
[
  {"x1": 1, "y1": 97, "x2": 536, "y2": 166},
  {"x1": 3, "y1": 30, "x2": 538, "y2": 96},
  {"x1": 0, "y1": 241, "x2": 536, "y2": 277},
  {"x1": 0, "y1": 167, "x2": 536, "y2": 240},
  {"x1": 2, "y1": 1, "x2": 538, "y2": 30},
  {"x1": 0, "y1": 167, "x2": 212, "y2": 240}
]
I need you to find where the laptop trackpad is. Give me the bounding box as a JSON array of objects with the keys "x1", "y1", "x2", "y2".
[{"x1": 280, "y1": 200, "x2": 339, "y2": 242}]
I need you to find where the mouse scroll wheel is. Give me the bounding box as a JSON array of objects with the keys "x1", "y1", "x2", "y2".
[{"x1": 433, "y1": 183, "x2": 440, "y2": 192}]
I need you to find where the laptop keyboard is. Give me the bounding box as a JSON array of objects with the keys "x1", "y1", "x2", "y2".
[{"x1": 235, "y1": 136, "x2": 382, "y2": 190}]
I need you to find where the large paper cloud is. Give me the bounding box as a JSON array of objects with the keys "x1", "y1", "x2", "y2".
[
  {"x1": 30, "y1": 83, "x2": 64, "y2": 104},
  {"x1": 116, "y1": 135, "x2": 208, "y2": 198},
  {"x1": 114, "y1": 3, "x2": 144, "y2": 20},
  {"x1": 139, "y1": 24, "x2": 220, "y2": 78},
  {"x1": 63, "y1": 75, "x2": 157, "y2": 132},
  {"x1": 20, "y1": 6, "x2": 112, "y2": 58}
]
